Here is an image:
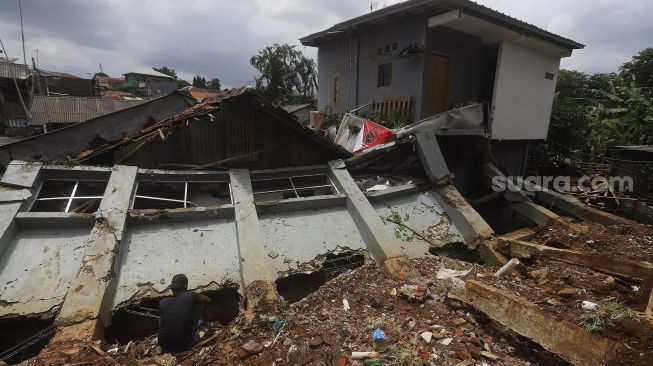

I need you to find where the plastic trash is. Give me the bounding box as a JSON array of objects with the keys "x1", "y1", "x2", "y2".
[
  {"x1": 351, "y1": 351, "x2": 380, "y2": 360},
  {"x1": 372, "y1": 328, "x2": 388, "y2": 352},
  {"x1": 582, "y1": 301, "x2": 599, "y2": 311},
  {"x1": 343, "y1": 299, "x2": 350, "y2": 311}
]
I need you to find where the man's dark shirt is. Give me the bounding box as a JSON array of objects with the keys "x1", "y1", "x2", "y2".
[{"x1": 158, "y1": 291, "x2": 201, "y2": 351}]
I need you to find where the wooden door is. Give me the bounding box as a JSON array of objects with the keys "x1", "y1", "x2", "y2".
[{"x1": 425, "y1": 54, "x2": 451, "y2": 117}]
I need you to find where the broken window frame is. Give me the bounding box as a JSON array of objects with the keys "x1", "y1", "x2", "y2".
[
  {"x1": 251, "y1": 173, "x2": 340, "y2": 201},
  {"x1": 130, "y1": 180, "x2": 233, "y2": 210},
  {"x1": 29, "y1": 179, "x2": 107, "y2": 213}
]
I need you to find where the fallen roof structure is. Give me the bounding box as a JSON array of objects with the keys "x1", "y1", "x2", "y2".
[
  {"x1": 71, "y1": 88, "x2": 349, "y2": 169},
  {"x1": 0, "y1": 90, "x2": 196, "y2": 166}
]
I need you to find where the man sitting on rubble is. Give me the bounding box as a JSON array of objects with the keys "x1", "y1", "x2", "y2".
[{"x1": 158, "y1": 274, "x2": 211, "y2": 351}]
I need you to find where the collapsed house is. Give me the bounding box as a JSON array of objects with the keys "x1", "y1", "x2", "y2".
[
  {"x1": 0, "y1": 2, "x2": 651, "y2": 365},
  {"x1": 0, "y1": 87, "x2": 497, "y2": 363},
  {"x1": 0, "y1": 86, "x2": 651, "y2": 365}
]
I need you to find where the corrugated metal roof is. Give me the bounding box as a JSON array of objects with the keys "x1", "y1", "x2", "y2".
[
  {"x1": 0, "y1": 63, "x2": 29, "y2": 80},
  {"x1": 282, "y1": 103, "x2": 315, "y2": 114},
  {"x1": 300, "y1": 0, "x2": 583, "y2": 49},
  {"x1": 29, "y1": 95, "x2": 146, "y2": 126}
]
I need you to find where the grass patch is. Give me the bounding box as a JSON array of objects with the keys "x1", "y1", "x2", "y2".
[
  {"x1": 578, "y1": 298, "x2": 642, "y2": 332},
  {"x1": 578, "y1": 311, "x2": 604, "y2": 332},
  {"x1": 598, "y1": 299, "x2": 641, "y2": 321}
]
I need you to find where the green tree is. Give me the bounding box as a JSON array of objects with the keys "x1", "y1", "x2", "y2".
[
  {"x1": 250, "y1": 43, "x2": 317, "y2": 105},
  {"x1": 192, "y1": 75, "x2": 207, "y2": 88},
  {"x1": 207, "y1": 78, "x2": 221, "y2": 90},
  {"x1": 177, "y1": 79, "x2": 190, "y2": 88},
  {"x1": 619, "y1": 48, "x2": 653, "y2": 88},
  {"x1": 153, "y1": 66, "x2": 178, "y2": 80},
  {"x1": 587, "y1": 77, "x2": 653, "y2": 153}
]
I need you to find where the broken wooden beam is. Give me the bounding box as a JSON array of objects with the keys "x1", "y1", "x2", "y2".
[
  {"x1": 646, "y1": 289, "x2": 653, "y2": 326},
  {"x1": 448, "y1": 280, "x2": 620, "y2": 366},
  {"x1": 500, "y1": 227, "x2": 538, "y2": 241},
  {"x1": 497, "y1": 237, "x2": 653, "y2": 283}
]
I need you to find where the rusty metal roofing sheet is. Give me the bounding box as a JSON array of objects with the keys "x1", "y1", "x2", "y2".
[{"x1": 29, "y1": 95, "x2": 146, "y2": 126}]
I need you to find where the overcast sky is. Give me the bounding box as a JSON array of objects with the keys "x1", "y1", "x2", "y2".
[{"x1": 0, "y1": 0, "x2": 650, "y2": 88}]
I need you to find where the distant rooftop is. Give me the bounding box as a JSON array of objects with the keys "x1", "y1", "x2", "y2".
[
  {"x1": 29, "y1": 95, "x2": 146, "y2": 126},
  {"x1": 124, "y1": 69, "x2": 175, "y2": 79}
]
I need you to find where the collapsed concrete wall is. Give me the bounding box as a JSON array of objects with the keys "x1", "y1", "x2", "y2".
[{"x1": 0, "y1": 159, "x2": 481, "y2": 346}]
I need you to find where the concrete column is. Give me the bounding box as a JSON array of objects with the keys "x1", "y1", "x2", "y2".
[
  {"x1": 328, "y1": 160, "x2": 416, "y2": 279},
  {"x1": 414, "y1": 134, "x2": 494, "y2": 243},
  {"x1": 0, "y1": 161, "x2": 42, "y2": 260},
  {"x1": 54, "y1": 165, "x2": 137, "y2": 341},
  {"x1": 413, "y1": 137, "x2": 503, "y2": 265},
  {"x1": 229, "y1": 169, "x2": 278, "y2": 309},
  {"x1": 415, "y1": 131, "x2": 451, "y2": 183}
]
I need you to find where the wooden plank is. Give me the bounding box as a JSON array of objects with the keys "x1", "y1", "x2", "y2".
[
  {"x1": 449, "y1": 280, "x2": 620, "y2": 366},
  {"x1": 646, "y1": 289, "x2": 653, "y2": 326},
  {"x1": 497, "y1": 238, "x2": 653, "y2": 282},
  {"x1": 499, "y1": 227, "x2": 538, "y2": 241}
]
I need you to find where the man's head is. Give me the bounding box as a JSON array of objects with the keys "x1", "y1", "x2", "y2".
[{"x1": 169, "y1": 274, "x2": 188, "y2": 294}]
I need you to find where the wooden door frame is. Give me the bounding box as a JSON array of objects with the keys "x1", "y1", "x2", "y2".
[{"x1": 424, "y1": 52, "x2": 452, "y2": 118}]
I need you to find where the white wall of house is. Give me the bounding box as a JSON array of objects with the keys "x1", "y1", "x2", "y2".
[{"x1": 490, "y1": 40, "x2": 561, "y2": 140}]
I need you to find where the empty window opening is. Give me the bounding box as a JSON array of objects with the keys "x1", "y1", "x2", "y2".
[
  {"x1": 377, "y1": 62, "x2": 392, "y2": 87},
  {"x1": 0, "y1": 316, "x2": 55, "y2": 364},
  {"x1": 104, "y1": 288, "x2": 241, "y2": 344},
  {"x1": 30, "y1": 180, "x2": 107, "y2": 213},
  {"x1": 251, "y1": 174, "x2": 338, "y2": 202},
  {"x1": 131, "y1": 180, "x2": 232, "y2": 210}
]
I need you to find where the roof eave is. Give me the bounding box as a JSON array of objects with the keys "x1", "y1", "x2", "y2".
[{"x1": 300, "y1": 0, "x2": 583, "y2": 50}]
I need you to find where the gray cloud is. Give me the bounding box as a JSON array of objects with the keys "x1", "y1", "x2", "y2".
[{"x1": 0, "y1": 0, "x2": 650, "y2": 86}]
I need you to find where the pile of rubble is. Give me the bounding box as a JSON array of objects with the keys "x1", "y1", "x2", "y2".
[
  {"x1": 22, "y1": 256, "x2": 540, "y2": 366},
  {"x1": 20, "y1": 238, "x2": 653, "y2": 365}
]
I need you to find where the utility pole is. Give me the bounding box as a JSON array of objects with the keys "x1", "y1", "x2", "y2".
[
  {"x1": 34, "y1": 49, "x2": 38, "y2": 68},
  {"x1": 19, "y1": 0, "x2": 27, "y2": 67}
]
